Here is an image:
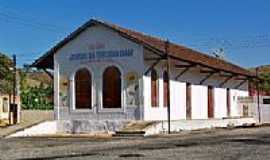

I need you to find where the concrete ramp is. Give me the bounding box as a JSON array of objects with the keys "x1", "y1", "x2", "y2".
[
  {"x1": 8, "y1": 121, "x2": 57, "y2": 137},
  {"x1": 7, "y1": 118, "x2": 256, "y2": 137},
  {"x1": 115, "y1": 118, "x2": 256, "y2": 136},
  {"x1": 145, "y1": 118, "x2": 256, "y2": 135}
]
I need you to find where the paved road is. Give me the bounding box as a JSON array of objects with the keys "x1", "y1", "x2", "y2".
[{"x1": 1, "y1": 126, "x2": 270, "y2": 160}]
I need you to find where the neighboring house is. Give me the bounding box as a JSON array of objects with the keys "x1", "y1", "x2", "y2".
[
  {"x1": 0, "y1": 95, "x2": 9, "y2": 120},
  {"x1": 248, "y1": 82, "x2": 270, "y2": 124},
  {"x1": 32, "y1": 19, "x2": 256, "y2": 133},
  {"x1": 0, "y1": 94, "x2": 21, "y2": 124},
  {"x1": 246, "y1": 66, "x2": 270, "y2": 124}
]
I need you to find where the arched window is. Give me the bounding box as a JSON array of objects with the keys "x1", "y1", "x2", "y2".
[
  {"x1": 75, "y1": 68, "x2": 92, "y2": 109},
  {"x1": 151, "y1": 69, "x2": 159, "y2": 107},
  {"x1": 163, "y1": 71, "x2": 169, "y2": 107},
  {"x1": 103, "y1": 66, "x2": 121, "y2": 108}
]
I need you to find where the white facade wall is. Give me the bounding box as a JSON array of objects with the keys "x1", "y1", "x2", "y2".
[
  {"x1": 142, "y1": 59, "x2": 249, "y2": 121},
  {"x1": 170, "y1": 80, "x2": 187, "y2": 120},
  {"x1": 191, "y1": 85, "x2": 208, "y2": 119},
  {"x1": 143, "y1": 74, "x2": 186, "y2": 121},
  {"x1": 143, "y1": 75, "x2": 165, "y2": 120},
  {"x1": 214, "y1": 88, "x2": 227, "y2": 118}
]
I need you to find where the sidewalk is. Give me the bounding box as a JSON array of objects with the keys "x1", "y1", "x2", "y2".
[{"x1": 0, "y1": 110, "x2": 53, "y2": 138}]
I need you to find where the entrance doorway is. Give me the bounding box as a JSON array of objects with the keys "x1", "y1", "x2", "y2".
[
  {"x1": 226, "y1": 88, "x2": 231, "y2": 117},
  {"x1": 208, "y1": 86, "x2": 214, "y2": 118},
  {"x1": 186, "y1": 83, "x2": 192, "y2": 119}
]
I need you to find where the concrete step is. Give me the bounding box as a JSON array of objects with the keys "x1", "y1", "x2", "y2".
[
  {"x1": 115, "y1": 131, "x2": 146, "y2": 134},
  {"x1": 113, "y1": 121, "x2": 155, "y2": 137},
  {"x1": 0, "y1": 119, "x2": 9, "y2": 128},
  {"x1": 121, "y1": 121, "x2": 157, "y2": 131},
  {"x1": 113, "y1": 131, "x2": 146, "y2": 137}
]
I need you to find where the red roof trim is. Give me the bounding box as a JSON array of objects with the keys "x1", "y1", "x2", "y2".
[{"x1": 32, "y1": 19, "x2": 255, "y2": 77}]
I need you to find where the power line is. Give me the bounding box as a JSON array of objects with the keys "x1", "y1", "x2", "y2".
[
  {"x1": 0, "y1": 14, "x2": 64, "y2": 33},
  {"x1": 0, "y1": 5, "x2": 69, "y2": 29},
  {"x1": 0, "y1": 6, "x2": 69, "y2": 29},
  {"x1": 0, "y1": 12, "x2": 62, "y2": 30},
  {"x1": 187, "y1": 33, "x2": 270, "y2": 51},
  {"x1": 0, "y1": 10, "x2": 69, "y2": 33}
]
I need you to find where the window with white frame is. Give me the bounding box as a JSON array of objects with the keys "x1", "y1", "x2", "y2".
[
  {"x1": 102, "y1": 66, "x2": 122, "y2": 108},
  {"x1": 75, "y1": 68, "x2": 92, "y2": 109}
]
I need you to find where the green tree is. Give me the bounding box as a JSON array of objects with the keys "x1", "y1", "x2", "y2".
[
  {"x1": 259, "y1": 73, "x2": 270, "y2": 93},
  {"x1": 0, "y1": 53, "x2": 13, "y2": 96},
  {"x1": 20, "y1": 82, "x2": 53, "y2": 110}
]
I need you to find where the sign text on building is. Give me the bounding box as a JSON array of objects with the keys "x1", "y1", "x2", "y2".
[{"x1": 69, "y1": 49, "x2": 134, "y2": 61}]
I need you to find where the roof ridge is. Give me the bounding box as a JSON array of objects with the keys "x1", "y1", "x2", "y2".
[
  {"x1": 100, "y1": 20, "x2": 252, "y2": 74},
  {"x1": 94, "y1": 19, "x2": 248, "y2": 73},
  {"x1": 32, "y1": 18, "x2": 254, "y2": 77}
]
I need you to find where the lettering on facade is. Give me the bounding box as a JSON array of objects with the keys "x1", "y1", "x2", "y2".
[{"x1": 69, "y1": 49, "x2": 134, "y2": 61}]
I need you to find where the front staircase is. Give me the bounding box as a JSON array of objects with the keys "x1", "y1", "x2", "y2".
[{"x1": 113, "y1": 121, "x2": 157, "y2": 137}]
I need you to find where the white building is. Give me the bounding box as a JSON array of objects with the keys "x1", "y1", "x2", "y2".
[{"x1": 32, "y1": 19, "x2": 256, "y2": 133}]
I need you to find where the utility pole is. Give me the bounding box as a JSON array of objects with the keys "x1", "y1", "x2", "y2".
[
  {"x1": 256, "y1": 67, "x2": 261, "y2": 124},
  {"x1": 165, "y1": 40, "x2": 171, "y2": 134},
  {"x1": 12, "y1": 54, "x2": 17, "y2": 124}
]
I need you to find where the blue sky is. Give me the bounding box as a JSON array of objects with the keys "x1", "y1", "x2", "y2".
[{"x1": 0, "y1": 0, "x2": 269, "y2": 68}]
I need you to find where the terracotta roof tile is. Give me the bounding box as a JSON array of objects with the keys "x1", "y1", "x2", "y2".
[{"x1": 32, "y1": 19, "x2": 254, "y2": 77}]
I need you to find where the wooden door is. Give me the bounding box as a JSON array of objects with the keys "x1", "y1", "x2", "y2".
[
  {"x1": 151, "y1": 69, "x2": 158, "y2": 107},
  {"x1": 163, "y1": 71, "x2": 169, "y2": 107},
  {"x1": 227, "y1": 88, "x2": 231, "y2": 117},
  {"x1": 208, "y1": 86, "x2": 214, "y2": 118},
  {"x1": 103, "y1": 66, "x2": 121, "y2": 108},
  {"x1": 186, "y1": 83, "x2": 192, "y2": 119},
  {"x1": 75, "y1": 69, "x2": 92, "y2": 109}
]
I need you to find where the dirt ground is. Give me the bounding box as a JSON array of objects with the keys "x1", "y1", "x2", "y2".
[{"x1": 1, "y1": 126, "x2": 270, "y2": 160}]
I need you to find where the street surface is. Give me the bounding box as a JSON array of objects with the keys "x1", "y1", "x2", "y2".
[{"x1": 1, "y1": 126, "x2": 270, "y2": 160}]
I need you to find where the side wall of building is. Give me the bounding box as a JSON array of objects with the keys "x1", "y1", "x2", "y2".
[{"x1": 143, "y1": 52, "x2": 249, "y2": 121}]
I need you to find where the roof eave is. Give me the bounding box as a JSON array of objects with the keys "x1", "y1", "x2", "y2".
[{"x1": 31, "y1": 19, "x2": 255, "y2": 78}]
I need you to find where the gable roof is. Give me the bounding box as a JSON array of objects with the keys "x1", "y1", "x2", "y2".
[{"x1": 32, "y1": 19, "x2": 255, "y2": 77}]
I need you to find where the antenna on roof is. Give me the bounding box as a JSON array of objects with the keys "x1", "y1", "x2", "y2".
[{"x1": 211, "y1": 48, "x2": 226, "y2": 60}]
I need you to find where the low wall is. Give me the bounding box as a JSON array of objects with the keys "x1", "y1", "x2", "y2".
[
  {"x1": 249, "y1": 104, "x2": 270, "y2": 124},
  {"x1": 145, "y1": 118, "x2": 256, "y2": 135},
  {"x1": 21, "y1": 110, "x2": 54, "y2": 123},
  {"x1": 57, "y1": 120, "x2": 130, "y2": 134},
  {"x1": 238, "y1": 96, "x2": 270, "y2": 124},
  {"x1": 260, "y1": 105, "x2": 270, "y2": 123}
]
